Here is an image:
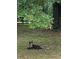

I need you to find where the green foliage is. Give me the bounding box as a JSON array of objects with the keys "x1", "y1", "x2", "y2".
[
  {"x1": 17, "y1": 0, "x2": 60, "y2": 29},
  {"x1": 29, "y1": 13, "x2": 53, "y2": 29},
  {"x1": 24, "y1": 5, "x2": 53, "y2": 29}
]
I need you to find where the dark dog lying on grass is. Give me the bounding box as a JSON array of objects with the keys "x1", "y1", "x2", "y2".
[{"x1": 27, "y1": 41, "x2": 42, "y2": 49}]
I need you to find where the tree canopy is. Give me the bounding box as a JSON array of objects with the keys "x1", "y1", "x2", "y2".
[{"x1": 17, "y1": 0, "x2": 61, "y2": 29}]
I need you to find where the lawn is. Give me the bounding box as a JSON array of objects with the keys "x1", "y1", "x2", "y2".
[{"x1": 17, "y1": 24, "x2": 61, "y2": 59}]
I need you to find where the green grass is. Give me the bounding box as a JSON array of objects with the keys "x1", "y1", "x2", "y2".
[{"x1": 17, "y1": 24, "x2": 61, "y2": 59}]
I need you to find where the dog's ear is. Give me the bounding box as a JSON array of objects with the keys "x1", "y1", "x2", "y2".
[{"x1": 29, "y1": 41, "x2": 33, "y2": 43}]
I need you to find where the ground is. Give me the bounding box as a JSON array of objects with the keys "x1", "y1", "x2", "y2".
[{"x1": 17, "y1": 24, "x2": 61, "y2": 59}]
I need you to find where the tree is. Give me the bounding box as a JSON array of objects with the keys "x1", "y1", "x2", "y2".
[{"x1": 17, "y1": 0, "x2": 61, "y2": 29}]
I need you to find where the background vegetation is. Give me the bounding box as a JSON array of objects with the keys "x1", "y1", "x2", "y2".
[{"x1": 17, "y1": 0, "x2": 61, "y2": 29}]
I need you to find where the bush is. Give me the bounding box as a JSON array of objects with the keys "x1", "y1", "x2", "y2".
[{"x1": 17, "y1": 3, "x2": 53, "y2": 29}]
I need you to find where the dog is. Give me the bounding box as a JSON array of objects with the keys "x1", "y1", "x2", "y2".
[{"x1": 27, "y1": 41, "x2": 42, "y2": 49}]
